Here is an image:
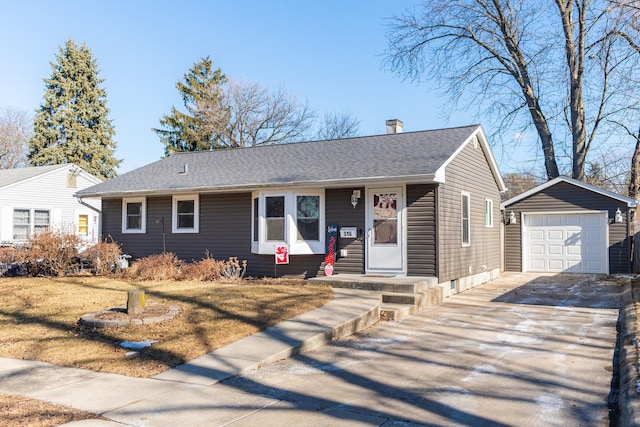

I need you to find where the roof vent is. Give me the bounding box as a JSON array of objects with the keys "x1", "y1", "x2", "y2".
[
  {"x1": 386, "y1": 119, "x2": 403, "y2": 134},
  {"x1": 178, "y1": 164, "x2": 188, "y2": 175}
]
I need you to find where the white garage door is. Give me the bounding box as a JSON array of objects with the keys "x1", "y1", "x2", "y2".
[{"x1": 523, "y1": 213, "x2": 608, "y2": 273}]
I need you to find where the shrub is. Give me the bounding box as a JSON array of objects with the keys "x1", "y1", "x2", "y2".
[
  {"x1": 124, "y1": 252, "x2": 183, "y2": 281},
  {"x1": 180, "y1": 254, "x2": 227, "y2": 281},
  {"x1": 82, "y1": 238, "x2": 123, "y2": 275},
  {"x1": 221, "y1": 257, "x2": 247, "y2": 281},
  {"x1": 0, "y1": 246, "x2": 21, "y2": 264},
  {"x1": 20, "y1": 230, "x2": 82, "y2": 277}
]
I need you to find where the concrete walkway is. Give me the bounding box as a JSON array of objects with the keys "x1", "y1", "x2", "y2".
[{"x1": 0, "y1": 287, "x2": 382, "y2": 426}]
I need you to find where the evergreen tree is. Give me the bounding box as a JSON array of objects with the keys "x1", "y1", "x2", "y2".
[
  {"x1": 29, "y1": 39, "x2": 120, "y2": 179},
  {"x1": 153, "y1": 57, "x2": 228, "y2": 155}
]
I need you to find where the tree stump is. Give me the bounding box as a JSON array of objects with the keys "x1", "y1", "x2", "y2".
[{"x1": 127, "y1": 290, "x2": 146, "y2": 315}]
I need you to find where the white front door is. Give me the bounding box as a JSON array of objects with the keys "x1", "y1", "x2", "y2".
[{"x1": 366, "y1": 187, "x2": 405, "y2": 274}]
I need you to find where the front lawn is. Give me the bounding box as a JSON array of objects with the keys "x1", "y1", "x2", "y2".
[{"x1": 0, "y1": 276, "x2": 332, "y2": 378}]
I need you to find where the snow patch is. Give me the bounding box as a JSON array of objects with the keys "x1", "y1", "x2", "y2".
[
  {"x1": 120, "y1": 340, "x2": 159, "y2": 349},
  {"x1": 462, "y1": 363, "x2": 497, "y2": 383},
  {"x1": 535, "y1": 394, "x2": 565, "y2": 424}
]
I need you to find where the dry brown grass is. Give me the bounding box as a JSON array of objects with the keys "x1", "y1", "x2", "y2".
[
  {"x1": 0, "y1": 392, "x2": 102, "y2": 427},
  {"x1": 0, "y1": 276, "x2": 332, "y2": 378}
]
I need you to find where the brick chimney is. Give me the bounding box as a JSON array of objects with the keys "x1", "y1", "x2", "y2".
[{"x1": 386, "y1": 119, "x2": 403, "y2": 134}]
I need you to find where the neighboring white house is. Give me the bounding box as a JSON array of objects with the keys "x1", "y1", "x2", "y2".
[{"x1": 0, "y1": 164, "x2": 102, "y2": 245}]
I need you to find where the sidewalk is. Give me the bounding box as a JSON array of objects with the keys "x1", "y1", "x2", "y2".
[{"x1": 0, "y1": 288, "x2": 381, "y2": 426}]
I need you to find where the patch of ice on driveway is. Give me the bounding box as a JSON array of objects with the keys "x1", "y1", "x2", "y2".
[
  {"x1": 119, "y1": 340, "x2": 158, "y2": 349},
  {"x1": 349, "y1": 336, "x2": 407, "y2": 351},
  {"x1": 535, "y1": 394, "x2": 565, "y2": 425},
  {"x1": 478, "y1": 343, "x2": 520, "y2": 354},
  {"x1": 462, "y1": 363, "x2": 497, "y2": 383},
  {"x1": 497, "y1": 320, "x2": 543, "y2": 345}
]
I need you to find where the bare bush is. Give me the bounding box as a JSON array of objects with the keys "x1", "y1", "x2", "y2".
[
  {"x1": 123, "y1": 252, "x2": 248, "y2": 282},
  {"x1": 0, "y1": 246, "x2": 21, "y2": 264},
  {"x1": 19, "y1": 230, "x2": 82, "y2": 276},
  {"x1": 82, "y1": 238, "x2": 122, "y2": 275},
  {"x1": 124, "y1": 252, "x2": 183, "y2": 281},
  {"x1": 180, "y1": 254, "x2": 227, "y2": 281}
]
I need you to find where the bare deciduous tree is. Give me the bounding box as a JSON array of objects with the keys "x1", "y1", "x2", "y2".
[
  {"x1": 502, "y1": 172, "x2": 542, "y2": 201},
  {"x1": 384, "y1": 0, "x2": 640, "y2": 182},
  {"x1": 216, "y1": 81, "x2": 315, "y2": 148},
  {"x1": 316, "y1": 111, "x2": 361, "y2": 140},
  {"x1": 0, "y1": 107, "x2": 31, "y2": 169}
]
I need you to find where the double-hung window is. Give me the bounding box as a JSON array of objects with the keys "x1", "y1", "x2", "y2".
[
  {"x1": 12, "y1": 209, "x2": 50, "y2": 240},
  {"x1": 172, "y1": 195, "x2": 199, "y2": 233},
  {"x1": 122, "y1": 197, "x2": 146, "y2": 233},
  {"x1": 78, "y1": 214, "x2": 89, "y2": 236},
  {"x1": 485, "y1": 199, "x2": 494, "y2": 228},
  {"x1": 252, "y1": 189, "x2": 324, "y2": 255},
  {"x1": 461, "y1": 192, "x2": 471, "y2": 246},
  {"x1": 34, "y1": 210, "x2": 50, "y2": 235},
  {"x1": 13, "y1": 209, "x2": 30, "y2": 240}
]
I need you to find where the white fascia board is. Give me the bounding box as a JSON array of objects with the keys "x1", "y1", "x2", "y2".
[
  {"x1": 501, "y1": 175, "x2": 637, "y2": 209},
  {"x1": 437, "y1": 125, "x2": 506, "y2": 192}
]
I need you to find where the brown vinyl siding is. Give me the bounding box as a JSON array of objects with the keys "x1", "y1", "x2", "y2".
[
  {"x1": 102, "y1": 194, "x2": 323, "y2": 278},
  {"x1": 503, "y1": 181, "x2": 631, "y2": 274},
  {"x1": 437, "y1": 140, "x2": 502, "y2": 283},
  {"x1": 325, "y1": 188, "x2": 365, "y2": 274},
  {"x1": 406, "y1": 184, "x2": 438, "y2": 276}
]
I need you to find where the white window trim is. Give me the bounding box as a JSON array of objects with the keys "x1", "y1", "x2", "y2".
[
  {"x1": 172, "y1": 194, "x2": 199, "y2": 233},
  {"x1": 252, "y1": 189, "x2": 325, "y2": 255},
  {"x1": 461, "y1": 191, "x2": 471, "y2": 247},
  {"x1": 122, "y1": 197, "x2": 146, "y2": 234},
  {"x1": 485, "y1": 198, "x2": 494, "y2": 228}
]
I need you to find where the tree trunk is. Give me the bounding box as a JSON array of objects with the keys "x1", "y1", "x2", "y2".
[
  {"x1": 629, "y1": 127, "x2": 640, "y2": 199},
  {"x1": 127, "y1": 290, "x2": 145, "y2": 315}
]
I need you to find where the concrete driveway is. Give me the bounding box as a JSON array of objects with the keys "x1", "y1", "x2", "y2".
[{"x1": 221, "y1": 272, "x2": 620, "y2": 426}]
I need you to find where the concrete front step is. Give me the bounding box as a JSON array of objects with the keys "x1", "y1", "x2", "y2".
[
  {"x1": 380, "y1": 287, "x2": 445, "y2": 322},
  {"x1": 310, "y1": 277, "x2": 437, "y2": 294},
  {"x1": 382, "y1": 292, "x2": 423, "y2": 310}
]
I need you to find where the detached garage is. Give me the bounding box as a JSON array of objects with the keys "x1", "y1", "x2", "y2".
[{"x1": 502, "y1": 176, "x2": 636, "y2": 274}]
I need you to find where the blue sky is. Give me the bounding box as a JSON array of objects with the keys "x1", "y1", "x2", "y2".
[{"x1": 1, "y1": 0, "x2": 530, "y2": 174}]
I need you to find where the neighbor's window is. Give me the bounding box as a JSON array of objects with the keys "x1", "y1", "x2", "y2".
[
  {"x1": 252, "y1": 190, "x2": 325, "y2": 255},
  {"x1": 13, "y1": 209, "x2": 30, "y2": 240},
  {"x1": 485, "y1": 199, "x2": 493, "y2": 228},
  {"x1": 78, "y1": 214, "x2": 89, "y2": 236},
  {"x1": 122, "y1": 197, "x2": 146, "y2": 233},
  {"x1": 296, "y1": 195, "x2": 320, "y2": 240},
  {"x1": 461, "y1": 192, "x2": 470, "y2": 246},
  {"x1": 172, "y1": 194, "x2": 199, "y2": 233},
  {"x1": 34, "y1": 210, "x2": 50, "y2": 235},
  {"x1": 266, "y1": 196, "x2": 285, "y2": 241}
]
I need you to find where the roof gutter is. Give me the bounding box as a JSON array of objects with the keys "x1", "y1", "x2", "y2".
[
  {"x1": 75, "y1": 173, "x2": 440, "y2": 199},
  {"x1": 75, "y1": 195, "x2": 102, "y2": 214}
]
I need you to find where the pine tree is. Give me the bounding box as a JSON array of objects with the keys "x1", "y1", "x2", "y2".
[
  {"x1": 29, "y1": 39, "x2": 120, "y2": 179},
  {"x1": 153, "y1": 57, "x2": 228, "y2": 155}
]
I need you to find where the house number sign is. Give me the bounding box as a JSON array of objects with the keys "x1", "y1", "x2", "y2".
[{"x1": 340, "y1": 227, "x2": 357, "y2": 238}]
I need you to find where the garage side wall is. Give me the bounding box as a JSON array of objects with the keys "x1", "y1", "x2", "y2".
[{"x1": 503, "y1": 181, "x2": 631, "y2": 274}]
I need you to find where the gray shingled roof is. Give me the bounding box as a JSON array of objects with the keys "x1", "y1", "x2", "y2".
[
  {"x1": 0, "y1": 164, "x2": 68, "y2": 189},
  {"x1": 77, "y1": 125, "x2": 483, "y2": 197}
]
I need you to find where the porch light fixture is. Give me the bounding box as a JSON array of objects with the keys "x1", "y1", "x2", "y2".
[
  {"x1": 351, "y1": 190, "x2": 361, "y2": 208},
  {"x1": 615, "y1": 208, "x2": 623, "y2": 223},
  {"x1": 509, "y1": 211, "x2": 517, "y2": 225}
]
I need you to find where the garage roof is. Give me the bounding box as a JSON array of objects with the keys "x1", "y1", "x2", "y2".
[{"x1": 501, "y1": 176, "x2": 637, "y2": 209}]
